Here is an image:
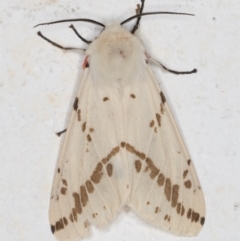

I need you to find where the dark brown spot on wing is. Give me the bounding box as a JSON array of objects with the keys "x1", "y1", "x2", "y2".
[
  {"x1": 91, "y1": 162, "x2": 103, "y2": 183},
  {"x1": 92, "y1": 213, "x2": 96, "y2": 218},
  {"x1": 164, "y1": 178, "x2": 172, "y2": 202},
  {"x1": 85, "y1": 180, "x2": 94, "y2": 193},
  {"x1": 155, "y1": 207, "x2": 160, "y2": 213},
  {"x1": 102, "y1": 146, "x2": 120, "y2": 164},
  {"x1": 184, "y1": 180, "x2": 192, "y2": 189},
  {"x1": 164, "y1": 215, "x2": 170, "y2": 222},
  {"x1": 72, "y1": 193, "x2": 82, "y2": 214},
  {"x1": 125, "y1": 143, "x2": 146, "y2": 160},
  {"x1": 150, "y1": 120, "x2": 154, "y2": 127},
  {"x1": 89, "y1": 128, "x2": 94, "y2": 133},
  {"x1": 145, "y1": 158, "x2": 160, "y2": 179},
  {"x1": 187, "y1": 159, "x2": 191, "y2": 166},
  {"x1": 157, "y1": 173, "x2": 165, "y2": 186},
  {"x1": 183, "y1": 170, "x2": 188, "y2": 179},
  {"x1": 160, "y1": 103, "x2": 164, "y2": 114},
  {"x1": 135, "y1": 160, "x2": 142, "y2": 173},
  {"x1": 187, "y1": 208, "x2": 192, "y2": 219},
  {"x1": 160, "y1": 91, "x2": 166, "y2": 104},
  {"x1": 103, "y1": 97, "x2": 109, "y2": 102},
  {"x1": 72, "y1": 208, "x2": 78, "y2": 222},
  {"x1": 82, "y1": 122, "x2": 86, "y2": 132},
  {"x1": 171, "y1": 184, "x2": 179, "y2": 208},
  {"x1": 55, "y1": 218, "x2": 64, "y2": 231},
  {"x1": 62, "y1": 179, "x2": 67, "y2": 186},
  {"x1": 63, "y1": 217, "x2": 68, "y2": 226},
  {"x1": 177, "y1": 203, "x2": 181, "y2": 215},
  {"x1": 156, "y1": 113, "x2": 161, "y2": 126},
  {"x1": 147, "y1": 201, "x2": 150, "y2": 205},
  {"x1": 191, "y1": 211, "x2": 200, "y2": 222},
  {"x1": 73, "y1": 97, "x2": 78, "y2": 111},
  {"x1": 51, "y1": 225, "x2": 55, "y2": 234},
  {"x1": 121, "y1": 142, "x2": 126, "y2": 148},
  {"x1": 77, "y1": 109, "x2": 81, "y2": 122},
  {"x1": 200, "y1": 217, "x2": 205, "y2": 225},
  {"x1": 87, "y1": 134, "x2": 92, "y2": 142},
  {"x1": 130, "y1": 94, "x2": 136, "y2": 98},
  {"x1": 177, "y1": 203, "x2": 185, "y2": 216},
  {"x1": 57, "y1": 168, "x2": 60, "y2": 173},
  {"x1": 80, "y1": 185, "x2": 88, "y2": 207},
  {"x1": 61, "y1": 187, "x2": 67, "y2": 195},
  {"x1": 106, "y1": 163, "x2": 113, "y2": 177}
]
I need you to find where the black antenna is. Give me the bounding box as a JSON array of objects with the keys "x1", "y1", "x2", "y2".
[
  {"x1": 34, "y1": 18, "x2": 105, "y2": 28},
  {"x1": 121, "y1": 11, "x2": 194, "y2": 25},
  {"x1": 37, "y1": 31, "x2": 85, "y2": 51},
  {"x1": 69, "y1": 24, "x2": 92, "y2": 44}
]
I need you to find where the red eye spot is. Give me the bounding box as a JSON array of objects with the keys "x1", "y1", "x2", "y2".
[{"x1": 82, "y1": 56, "x2": 89, "y2": 69}]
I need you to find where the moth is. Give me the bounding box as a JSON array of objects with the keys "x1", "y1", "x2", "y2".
[{"x1": 35, "y1": 1, "x2": 205, "y2": 240}]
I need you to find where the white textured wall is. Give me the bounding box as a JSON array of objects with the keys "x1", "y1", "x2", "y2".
[{"x1": 0, "y1": 0, "x2": 240, "y2": 240}]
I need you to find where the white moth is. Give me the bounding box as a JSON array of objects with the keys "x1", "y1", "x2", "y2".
[{"x1": 36, "y1": 1, "x2": 205, "y2": 240}]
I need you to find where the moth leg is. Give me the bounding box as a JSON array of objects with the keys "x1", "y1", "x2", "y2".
[
  {"x1": 149, "y1": 57, "x2": 197, "y2": 75},
  {"x1": 37, "y1": 31, "x2": 85, "y2": 51},
  {"x1": 131, "y1": 0, "x2": 145, "y2": 34},
  {"x1": 56, "y1": 129, "x2": 67, "y2": 137},
  {"x1": 69, "y1": 24, "x2": 92, "y2": 44}
]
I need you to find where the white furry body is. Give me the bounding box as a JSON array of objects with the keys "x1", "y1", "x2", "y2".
[{"x1": 49, "y1": 24, "x2": 205, "y2": 241}]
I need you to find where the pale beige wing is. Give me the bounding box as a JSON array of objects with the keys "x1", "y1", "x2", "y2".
[
  {"x1": 49, "y1": 69, "x2": 129, "y2": 241},
  {"x1": 123, "y1": 65, "x2": 205, "y2": 236}
]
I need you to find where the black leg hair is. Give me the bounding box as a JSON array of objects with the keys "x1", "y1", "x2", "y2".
[
  {"x1": 149, "y1": 57, "x2": 197, "y2": 75},
  {"x1": 69, "y1": 24, "x2": 92, "y2": 44},
  {"x1": 37, "y1": 31, "x2": 85, "y2": 51},
  {"x1": 131, "y1": 0, "x2": 145, "y2": 34}
]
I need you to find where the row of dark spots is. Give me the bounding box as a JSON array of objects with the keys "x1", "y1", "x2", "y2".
[
  {"x1": 103, "y1": 94, "x2": 136, "y2": 102},
  {"x1": 122, "y1": 142, "x2": 205, "y2": 225},
  {"x1": 51, "y1": 146, "x2": 121, "y2": 233},
  {"x1": 149, "y1": 113, "x2": 161, "y2": 128},
  {"x1": 182, "y1": 169, "x2": 192, "y2": 188},
  {"x1": 70, "y1": 180, "x2": 96, "y2": 223},
  {"x1": 160, "y1": 91, "x2": 166, "y2": 104},
  {"x1": 81, "y1": 121, "x2": 93, "y2": 142},
  {"x1": 51, "y1": 176, "x2": 96, "y2": 232},
  {"x1": 121, "y1": 142, "x2": 146, "y2": 160},
  {"x1": 149, "y1": 112, "x2": 161, "y2": 133},
  {"x1": 51, "y1": 217, "x2": 68, "y2": 234},
  {"x1": 60, "y1": 179, "x2": 68, "y2": 195},
  {"x1": 187, "y1": 208, "x2": 205, "y2": 225},
  {"x1": 73, "y1": 97, "x2": 81, "y2": 121},
  {"x1": 164, "y1": 214, "x2": 171, "y2": 222}
]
